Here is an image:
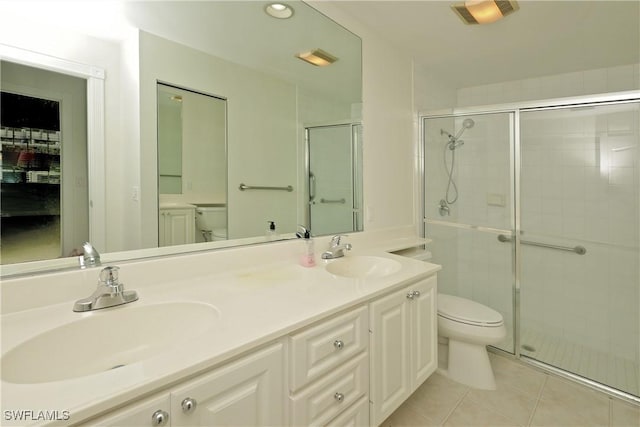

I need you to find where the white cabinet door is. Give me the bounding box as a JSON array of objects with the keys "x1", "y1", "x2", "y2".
[
  {"x1": 170, "y1": 342, "x2": 284, "y2": 427},
  {"x1": 369, "y1": 276, "x2": 438, "y2": 426},
  {"x1": 159, "y1": 208, "x2": 195, "y2": 246},
  {"x1": 81, "y1": 394, "x2": 171, "y2": 427},
  {"x1": 369, "y1": 288, "x2": 411, "y2": 425},
  {"x1": 411, "y1": 276, "x2": 437, "y2": 387}
]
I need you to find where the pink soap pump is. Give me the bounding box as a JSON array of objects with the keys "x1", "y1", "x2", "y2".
[{"x1": 296, "y1": 225, "x2": 316, "y2": 267}]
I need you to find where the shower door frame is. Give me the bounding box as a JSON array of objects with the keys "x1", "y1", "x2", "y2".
[{"x1": 420, "y1": 90, "x2": 640, "y2": 404}]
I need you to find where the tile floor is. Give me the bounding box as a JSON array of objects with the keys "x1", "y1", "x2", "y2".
[{"x1": 381, "y1": 353, "x2": 640, "y2": 427}]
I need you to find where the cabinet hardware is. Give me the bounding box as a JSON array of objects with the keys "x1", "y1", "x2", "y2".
[
  {"x1": 333, "y1": 340, "x2": 344, "y2": 350},
  {"x1": 334, "y1": 392, "x2": 345, "y2": 402},
  {"x1": 151, "y1": 410, "x2": 169, "y2": 426},
  {"x1": 181, "y1": 397, "x2": 197, "y2": 414}
]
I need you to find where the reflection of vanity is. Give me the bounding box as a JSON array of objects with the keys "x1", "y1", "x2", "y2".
[{"x1": 158, "y1": 203, "x2": 196, "y2": 247}]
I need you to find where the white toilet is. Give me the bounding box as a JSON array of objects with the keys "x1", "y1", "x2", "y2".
[
  {"x1": 195, "y1": 206, "x2": 228, "y2": 242},
  {"x1": 437, "y1": 293, "x2": 506, "y2": 390}
]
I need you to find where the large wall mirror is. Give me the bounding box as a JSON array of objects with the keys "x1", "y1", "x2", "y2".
[{"x1": 0, "y1": 1, "x2": 362, "y2": 276}]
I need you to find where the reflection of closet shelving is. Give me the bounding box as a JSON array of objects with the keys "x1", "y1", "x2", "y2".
[{"x1": 1, "y1": 126, "x2": 61, "y2": 185}]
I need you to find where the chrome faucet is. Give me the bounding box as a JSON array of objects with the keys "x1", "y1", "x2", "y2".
[
  {"x1": 322, "y1": 235, "x2": 352, "y2": 259},
  {"x1": 73, "y1": 266, "x2": 138, "y2": 312},
  {"x1": 79, "y1": 241, "x2": 101, "y2": 268}
]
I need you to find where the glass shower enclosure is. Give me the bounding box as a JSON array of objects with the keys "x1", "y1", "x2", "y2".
[{"x1": 423, "y1": 94, "x2": 639, "y2": 399}]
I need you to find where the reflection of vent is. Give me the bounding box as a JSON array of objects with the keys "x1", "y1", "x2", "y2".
[
  {"x1": 296, "y1": 49, "x2": 338, "y2": 67},
  {"x1": 452, "y1": 0, "x2": 519, "y2": 25},
  {"x1": 452, "y1": 4, "x2": 478, "y2": 24}
]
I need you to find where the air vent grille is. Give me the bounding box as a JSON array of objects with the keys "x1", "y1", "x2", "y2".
[
  {"x1": 496, "y1": 0, "x2": 517, "y2": 16},
  {"x1": 452, "y1": 5, "x2": 478, "y2": 24}
]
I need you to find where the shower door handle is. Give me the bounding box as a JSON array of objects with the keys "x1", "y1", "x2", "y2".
[
  {"x1": 309, "y1": 173, "x2": 316, "y2": 205},
  {"x1": 497, "y1": 234, "x2": 586, "y2": 255}
]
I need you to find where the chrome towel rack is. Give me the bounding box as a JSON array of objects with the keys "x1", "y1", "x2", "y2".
[
  {"x1": 238, "y1": 183, "x2": 293, "y2": 192},
  {"x1": 497, "y1": 234, "x2": 586, "y2": 255}
]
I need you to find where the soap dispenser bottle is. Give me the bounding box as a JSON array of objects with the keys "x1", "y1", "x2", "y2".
[
  {"x1": 266, "y1": 221, "x2": 277, "y2": 240},
  {"x1": 296, "y1": 225, "x2": 315, "y2": 267}
]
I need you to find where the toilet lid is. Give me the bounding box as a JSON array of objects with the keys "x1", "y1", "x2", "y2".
[{"x1": 438, "y1": 294, "x2": 503, "y2": 327}]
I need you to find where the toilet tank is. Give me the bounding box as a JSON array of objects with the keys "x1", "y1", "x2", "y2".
[{"x1": 195, "y1": 205, "x2": 227, "y2": 233}]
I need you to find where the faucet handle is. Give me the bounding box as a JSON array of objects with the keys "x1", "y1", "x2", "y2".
[
  {"x1": 99, "y1": 266, "x2": 121, "y2": 287},
  {"x1": 330, "y1": 234, "x2": 348, "y2": 246}
]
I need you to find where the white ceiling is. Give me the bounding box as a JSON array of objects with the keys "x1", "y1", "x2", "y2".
[{"x1": 329, "y1": 0, "x2": 640, "y2": 88}]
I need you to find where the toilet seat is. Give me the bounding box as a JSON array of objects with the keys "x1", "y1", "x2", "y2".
[{"x1": 438, "y1": 294, "x2": 503, "y2": 327}]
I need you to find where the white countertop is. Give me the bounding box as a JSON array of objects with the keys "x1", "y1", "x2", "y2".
[{"x1": 1, "y1": 245, "x2": 440, "y2": 426}]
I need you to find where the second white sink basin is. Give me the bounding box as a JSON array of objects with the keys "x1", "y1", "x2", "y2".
[
  {"x1": 1, "y1": 302, "x2": 219, "y2": 384},
  {"x1": 325, "y1": 256, "x2": 402, "y2": 279}
]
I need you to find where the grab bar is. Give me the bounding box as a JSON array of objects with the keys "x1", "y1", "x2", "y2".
[
  {"x1": 239, "y1": 183, "x2": 293, "y2": 192},
  {"x1": 497, "y1": 234, "x2": 586, "y2": 255},
  {"x1": 320, "y1": 198, "x2": 346, "y2": 204}
]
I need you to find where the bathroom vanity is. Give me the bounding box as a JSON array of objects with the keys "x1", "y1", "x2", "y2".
[{"x1": 0, "y1": 235, "x2": 439, "y2": 426}]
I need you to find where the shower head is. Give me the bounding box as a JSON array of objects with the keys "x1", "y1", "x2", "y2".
[{"x1": 453, "y1": 118, "x2": 475, "y2": 140}]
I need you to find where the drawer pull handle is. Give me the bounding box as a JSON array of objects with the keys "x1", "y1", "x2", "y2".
[
  {"x1": 406, "y1": 292, "x2": 415, "y2": 300},
  {"x1": 181, "y1": 397, "x2": 197, "y2": 414},
  {"x1": 412, "y1": 290, "x2": 421, "y2": 298},
  {"x1": 151, "y1": 410, "x2": 169, "y2": 426},
  {"x1": 334, "y1": 340, "x2": 344, "y2": 350},
  {"x1": 334, "y1": 392, "x2": 345, "y2": 402}
]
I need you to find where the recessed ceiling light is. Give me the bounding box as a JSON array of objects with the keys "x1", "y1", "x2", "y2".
[
  {"x1": 451, "y1": 0, "x2": 519, "y2": 25},
  {"x1": 296, "y1": 49, "x2": 338, "y2": 67},
  {"x1": 265, "y1": 3, "x2": 294, "y2": 19}
]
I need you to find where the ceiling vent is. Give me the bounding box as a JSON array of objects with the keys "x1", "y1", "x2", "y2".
[{"x1": 452, "y1": 0, "x2": 519, "y2": 25}]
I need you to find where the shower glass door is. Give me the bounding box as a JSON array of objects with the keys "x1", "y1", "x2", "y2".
[
  {"x1": 519, "y1": 101, "x2": 640, "y2": 397},
  {"x1": 423, "y1": 112, "x2": 515, "y2": 354},
  {"x1": 307, "y1": 124, "x2": 363, "y2": 236}
]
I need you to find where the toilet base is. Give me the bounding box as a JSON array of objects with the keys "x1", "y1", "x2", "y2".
[{"x1": 437, "y1": 338, "x2": 497, "y2": 390}]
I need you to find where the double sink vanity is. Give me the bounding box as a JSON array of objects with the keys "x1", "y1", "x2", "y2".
[{"x1": 1, "y1": 234, "x2": 440, "y2": 426}]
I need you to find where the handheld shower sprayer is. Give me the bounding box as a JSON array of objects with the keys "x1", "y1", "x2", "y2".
[{"x1": 438, "y1": 117, "x2": 476, "y2": 215}]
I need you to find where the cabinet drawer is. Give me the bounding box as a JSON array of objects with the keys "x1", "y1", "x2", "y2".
[
  {"x1": 79, "y1": 393, "x2": 170, "y2": 426},
  {"x1": 289, "y1": 305, "x2": 368, "y2": 391},
  {"x1": 326, "y1": 395, "x2": 369, "y2": 427},
  {"x1": 289, "y1": 351, "x2": 368, "y2": 427}
]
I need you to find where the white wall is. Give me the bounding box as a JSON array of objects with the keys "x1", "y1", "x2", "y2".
[
  {"x1": 309, "y1": 2, "x2": 418, "y2": 233},
  {"x1": 457, "y1": 64, "x2": 640, "y2": 107}
]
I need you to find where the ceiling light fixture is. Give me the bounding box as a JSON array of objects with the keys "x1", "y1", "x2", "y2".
[
  {"x1": 451, "y1": 0, "x2": 519, "y2": 25},
  {"x1": 295, "y1": 49, "x2": 338, "y2": 67},
  {"x1": 265, "y1": 3, "x2": 294, "y2": 19}
]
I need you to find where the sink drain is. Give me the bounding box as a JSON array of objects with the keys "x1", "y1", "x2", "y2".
[{"x1": 521, "y1": 344, "x2": 536, "y2": 352}]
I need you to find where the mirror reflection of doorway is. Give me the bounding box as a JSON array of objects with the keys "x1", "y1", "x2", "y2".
[
  {"x1": 307, "y1": 123, "x2": 363, "y2": 236},
  {"x1": 156, "y1": 83, "x2": 227, "y2": 247},
  {"x1": 1, "y1": 61, "x2": 89, "y2": 264}
]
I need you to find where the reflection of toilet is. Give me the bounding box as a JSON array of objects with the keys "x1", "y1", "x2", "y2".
[
  {"x1": 195, "y1": 206, "x2": 227, "y2": 242},
  {"x1": 437, "y1": 293, "x2": 506, "y2": 390}
]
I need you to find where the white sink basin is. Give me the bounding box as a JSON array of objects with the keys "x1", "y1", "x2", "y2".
[
  {"x1": 1, "y1": 302, "x2": 219, "y2": 384},
  {"x1": 325, "y1": 256, "x2": 402, "y2": 279}
]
